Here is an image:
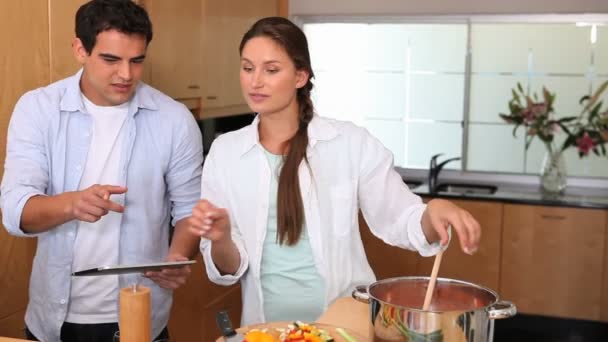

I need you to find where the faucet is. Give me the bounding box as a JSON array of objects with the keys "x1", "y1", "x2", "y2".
[{"x1": 428, "y1": 153, "x2": 461, "y2": 194}]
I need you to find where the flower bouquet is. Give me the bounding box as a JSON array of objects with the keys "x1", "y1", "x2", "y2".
[{"x1": 499, "y1": 80, "x2": 608, "y2": 192}]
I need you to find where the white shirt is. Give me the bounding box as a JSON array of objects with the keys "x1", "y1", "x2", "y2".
[
  {"x1": 199, "y1": 115, "x2": 443, "y2": 326},
  {"x1": 67, "y1": 94, "x2": 128, "y2": 323}
]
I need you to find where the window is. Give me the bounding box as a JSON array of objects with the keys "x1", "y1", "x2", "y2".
[{"x1": 303, "y1": 17, "x2": 608, "y2": 178}]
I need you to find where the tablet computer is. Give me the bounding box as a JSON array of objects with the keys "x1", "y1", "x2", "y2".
[{"x1": 72, "y1": 260, "x2": 196, "y2": 276}]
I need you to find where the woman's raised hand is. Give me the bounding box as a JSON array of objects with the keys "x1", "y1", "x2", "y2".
[
  {"x1": 188, "y1": 199, "x2": 231, "y2": 242},
  {"x1": 421, "y1": 198, "x2": 481, "y2": 255}
]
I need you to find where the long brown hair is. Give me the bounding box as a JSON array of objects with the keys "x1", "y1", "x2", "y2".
[{"x1": 239, "y1": 17, "x2": 315, "y2": 246}]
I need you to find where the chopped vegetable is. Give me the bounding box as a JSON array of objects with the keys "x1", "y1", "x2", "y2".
[
  {"x1": 279, "y1": 322, "x2": 334, "y2": 342},
  {"x1": 335, "y1": 328, "x2": 357, "y2": 342},
  {"x1": 244, "y1": 329, "x2": 277, "y2": 342}
]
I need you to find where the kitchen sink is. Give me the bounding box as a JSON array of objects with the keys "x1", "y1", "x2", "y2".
[{"x1": 435, "y1": 183, "x2": 497, "y2": 195}]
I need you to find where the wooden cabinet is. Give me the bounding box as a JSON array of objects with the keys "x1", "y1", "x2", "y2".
[
  {"x1": 198, "y1": 283, "x2": 242, "y2": 342},
  {"x1": 0, "y1": 1, "x2": 50, "y2": 152},
  {"x1": 168, "y1": 255, "x2": 242, "y2": 342},
  {"x1": 359, "y1": 213, "x2": 420, "y2": 280},
  {"x1": 418, "y1": 199, "x2": 503, "y2": 291},
  {"x1": 0, "y1": 2, "x2": 48, "y2": 337},
  {"x1": 201, "y1": 0, "x2": 278, "y2": 117},
  {"x1": 277, "y1": 0, "x2": 289, "y2": 17},
  {"x1": 0, "y1": 228, "x2": 37, "y2": 339},
  {"x1": 145, "y1": 0, "x2": 203, "y2": 100},
  {"x1": 0, "y1": 309, "x2": 28, "y2": 339},
  {"x1": 143, "y1": 0, "x2": 281, "y2": 118},
  {"x1": 602, "y1": 217, "x2": 608, "y2": 322},
  {"x1": 49, "y1": 0, "x2": 87, "y2": 81},
  {"x1": 500, "y1": 204, "x2": 606, "y2": 321}
]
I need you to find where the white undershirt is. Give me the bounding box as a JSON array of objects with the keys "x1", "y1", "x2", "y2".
[{"x1": 67, "y1": 94, "x2": 128, "y2": 323}]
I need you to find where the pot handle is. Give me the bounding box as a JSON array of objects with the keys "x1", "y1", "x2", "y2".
[
  {"x1": 488, "y1": 300, "x2": 517, "y2": 319},
  {"x1": 351, "y1": 285, "x2": 370, "y2": 304}
]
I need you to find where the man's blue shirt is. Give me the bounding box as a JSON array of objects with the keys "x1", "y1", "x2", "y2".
[{"x1": 0, "y1": 70, "x2": 203, "y2": 342}]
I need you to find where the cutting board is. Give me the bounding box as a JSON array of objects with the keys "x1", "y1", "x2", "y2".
[{"x1": 215, "y1": 321, "x2": 367, "y2": 341}]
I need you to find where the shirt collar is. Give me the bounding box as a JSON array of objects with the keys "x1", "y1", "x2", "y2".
[
  {"x1": 239, "y1": 114, "x2": 339, "y2": 157},
  {"x1": 60, "y1": 68, "x2": 158, "y2": 116}
]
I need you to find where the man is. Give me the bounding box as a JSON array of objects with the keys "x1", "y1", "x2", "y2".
[{"x1": 0, "y1": 0, "x2": 203, "y2": 341}]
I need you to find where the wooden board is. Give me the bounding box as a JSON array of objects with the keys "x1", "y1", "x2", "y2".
[{"x1": 216, "y1": 322, "x2": 367, "y2": 342}]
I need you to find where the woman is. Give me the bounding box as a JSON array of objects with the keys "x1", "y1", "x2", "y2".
[{"x1": 188, "y1": 17, "x2": 481, "y2": 325}]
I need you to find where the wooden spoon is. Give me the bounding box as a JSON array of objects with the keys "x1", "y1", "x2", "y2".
[{"x1": 422, "y1": 249, "x2": 444, "y2": 311}]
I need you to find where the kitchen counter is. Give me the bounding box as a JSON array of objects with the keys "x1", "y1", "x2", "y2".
[
  {"x1": 409, "y1": 182, "x2": 608, "y2": 209},
  {"x1": 316, "y1": 297, "x2": 369, "y2": 338}
]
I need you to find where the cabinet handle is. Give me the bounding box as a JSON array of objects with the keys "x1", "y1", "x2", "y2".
[
  {"x1": 187, "y1": 85, "x2": 200, "y2": 89},
  {"x1": 206, "y1": 95, "x2": 218, "y2": 100},
  {"x1": 540, "y1": 214, "x2": 566, "y2": 220}
]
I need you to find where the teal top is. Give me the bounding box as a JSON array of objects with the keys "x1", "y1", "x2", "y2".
[{"x1": 260, "y1": 150, "x2": 325, "y2": 323}]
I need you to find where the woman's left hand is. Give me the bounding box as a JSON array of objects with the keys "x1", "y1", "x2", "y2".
[{"x1": 421, "y1": 199, "x2": 481, "y2": 255}]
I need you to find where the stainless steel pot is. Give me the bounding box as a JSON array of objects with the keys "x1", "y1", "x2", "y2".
[{"x1": 352, "y1": 277, "x2": 516, "y2": 342}]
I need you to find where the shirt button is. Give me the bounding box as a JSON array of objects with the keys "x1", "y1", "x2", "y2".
[
  {"x1": 75, "y1": 165, "x2": 82, "y2": 171},
  {"x1": 60, "y1": 299, "x2": 66, "y2": 304},
  {"x1": 67, "y1": 231, "x2": 74, "y2": 237}
]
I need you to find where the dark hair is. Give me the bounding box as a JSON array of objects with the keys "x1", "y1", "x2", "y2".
[
  {"x1": 75, "y1": 0, "x2": 153, "y2": 54},
  {"x1": 240, "y1": 17, "x2": 315, "y2": 246}
]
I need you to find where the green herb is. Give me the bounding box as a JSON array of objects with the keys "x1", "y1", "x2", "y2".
[{"x1": 335, "y1": 327, "x2": 357, "y2": 342}]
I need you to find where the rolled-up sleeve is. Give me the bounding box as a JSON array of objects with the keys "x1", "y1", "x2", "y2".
[
  {"x1": 166, "y1": 105, "x2": 204, "y2": 225},
  {"x1": 1, "y1": 92, "x2": 49, "y2": 237},
  {"x1": 356, "y1": 128, "x2": 445, "y2": 257},
  {"x1": 199, "y1": 142, "x2": 249, "y2": 284},
  {"x1": 200, "y1": 230, "x2": 249, "y2": 285}
]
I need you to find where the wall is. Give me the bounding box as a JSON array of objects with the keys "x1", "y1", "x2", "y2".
[{"x1": 289, "y1": 0, "x2": 608, "y2": 16}]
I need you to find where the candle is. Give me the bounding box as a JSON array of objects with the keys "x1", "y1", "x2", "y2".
[{"x1": 119, "y1": 284, "x2": 151, "y2": 342}]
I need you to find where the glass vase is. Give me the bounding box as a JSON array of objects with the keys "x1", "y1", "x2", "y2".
[{"x1": 540, "y1": 143, "x2": 567, "y2": 194}]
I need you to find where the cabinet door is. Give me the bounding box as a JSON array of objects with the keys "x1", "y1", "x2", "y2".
[
  {"x1": 418, "y1": 199, "x2": 503, "y2": 291},
  {"x1": 277, "y1": 0, "x2": 289, "y2": 17},
  {"x1": 500, "y1": 204, "x2": 606, "y2": 321},
  {"x1": 0, "y1": 1, "x2": 47, "y2": 334},
  {"x1": 200, "y1": 284, "x2": 242, "y2": 342},
  {"x1": 0, "y1": 0, "x2": 50, "y2": 137},
  {"x1": 202, "y1": 0, "x2": 277, "y2": 111},
  {"x1": 0, "y1": 309, "x2": 28, "y2": 339},
  {"x1": 49, "y1": 0, "x2": 87, "y2": 81},
  {"x1": 601, "y1": 213, "x2": 608, "y2": 322},
  {"x1": 0, "y1": 228, "x2": 37, "y2": 338},
  {"x1": 359, "y1": 213, "x2": 420, "y2": 280},
  {"x1": 168, "y1": 254, "x2": 242, "y2": 342},
  {"x1": 145, "y1": 0, "x2": 203, "y2": 99}
]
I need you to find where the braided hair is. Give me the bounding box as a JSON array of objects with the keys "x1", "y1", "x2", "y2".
[{"x1": 239, "y1": 17, "x2": 315, "y2": 245}]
